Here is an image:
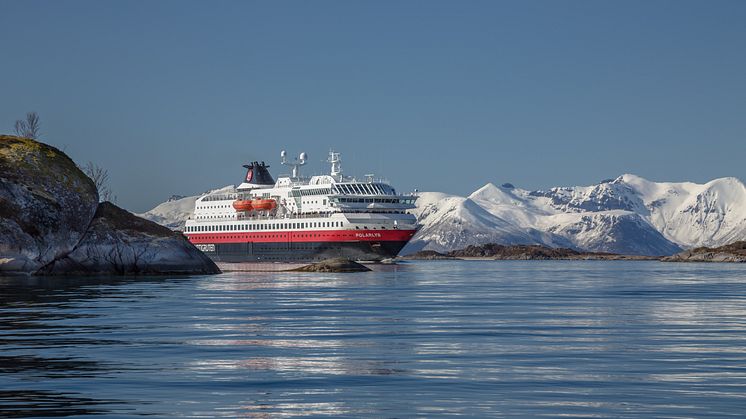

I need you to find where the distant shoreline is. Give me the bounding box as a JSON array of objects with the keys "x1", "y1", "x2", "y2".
[{"x1": 400, "y1": 242, "x2": 746, "y2": 263}]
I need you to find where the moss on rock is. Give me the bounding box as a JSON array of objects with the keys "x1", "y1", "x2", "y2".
[{"x1": 0, "y1": 135, "x2": 98, "y2": 274}]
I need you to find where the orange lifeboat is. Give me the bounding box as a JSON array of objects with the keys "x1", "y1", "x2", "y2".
[
  {"x1": 251, "y1": 199, "x2": 277, "y2": 211},
  {"x1": 232, "y1": 199, "x2": 254, "y2": 212}
]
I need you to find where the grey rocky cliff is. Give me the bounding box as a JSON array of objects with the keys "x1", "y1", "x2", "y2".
[
  {"x1": 0, "y1": 135, "x2": 98, "y2": 274},
  {"x1": 38, "y1": 202, "x2": 220, "y2": 275},
  {"x1": 0, "y1": 135, "x2": 219, "y2": 276}
]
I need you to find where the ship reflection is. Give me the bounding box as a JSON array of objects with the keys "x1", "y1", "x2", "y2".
[{"x1": 184, "y1": 272, "x2": 415, "y2": 417}]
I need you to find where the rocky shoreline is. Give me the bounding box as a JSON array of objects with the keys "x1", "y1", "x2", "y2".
[
  {"x1": 401, "y1": 243, "x2": 745, "y2": 262},
  {"x1": 1, "y1": 135, "x2": 219, "y2": 276},
  {"x1": 661, "y1": 241, "x2": 746, "y2": 263}
]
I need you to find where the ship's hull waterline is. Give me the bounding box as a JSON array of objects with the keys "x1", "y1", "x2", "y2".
[{"x1": 191, "y1": 229, "x2": 416, "y2": 262}]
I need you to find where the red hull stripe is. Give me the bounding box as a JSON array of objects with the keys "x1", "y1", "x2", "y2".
[{"x1": 186, "y1": 229, "x2": 416, "y2": 244}]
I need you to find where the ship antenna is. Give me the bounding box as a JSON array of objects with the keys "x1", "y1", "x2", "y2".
[
  {"x1": 327, "y1": 149, "x2": 342, "y2": 180},
  {"x1": 281, "y1": 150, "x2": 307, "y2": 178}
]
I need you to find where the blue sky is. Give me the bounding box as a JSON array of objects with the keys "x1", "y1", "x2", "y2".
[{"x1": 1, "y1": 1, "x2": 744, "y2": 212}]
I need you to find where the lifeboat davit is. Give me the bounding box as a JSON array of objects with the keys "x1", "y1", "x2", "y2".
[
  {"x1": 251, "y1": 199, "x2": 277, "y2": 211},
  {"x1": 232, "y1": 200, "x2": 254, "y2": 212}
]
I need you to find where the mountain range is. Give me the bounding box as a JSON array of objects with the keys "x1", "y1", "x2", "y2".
[{"x1": 138, "y1": 174, "x2": 746, "y2": 256}]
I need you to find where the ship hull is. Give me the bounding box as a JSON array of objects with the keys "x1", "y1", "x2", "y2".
[{"x1": 187, "y1": 229, "x2": 416, "y2": 263}]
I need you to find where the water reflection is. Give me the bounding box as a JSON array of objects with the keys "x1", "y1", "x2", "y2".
[
  {"x1": 0, "y1": 276, "x2": 177, "y2": 417},
  {"x1": 0, "y1": 390, "x2": 111, "y2": 418},
  {"x1": 2, "y1": 262, "x2": 746, "y2": 417}
]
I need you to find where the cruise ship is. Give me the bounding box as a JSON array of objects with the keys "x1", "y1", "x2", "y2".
[{"x1": 184, "y1": 151, "x2": 418, "y2": 262}]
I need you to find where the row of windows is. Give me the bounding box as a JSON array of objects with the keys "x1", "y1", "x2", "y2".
[
  {"x1": 198, "y1": 204, "x2": 231, "y2": 210},
  {"x1": 337, "y1": 197, "x2": 411, "y2": 204},
  {"x1": 291, "y1": 188, "x2": 331, "y2": 197},
  {"x1": 332, "y1": 183, "x2": 395, "y2": 196},
  {"x1": 186, "y1": 221, "x2": 343, "y2": 233}
]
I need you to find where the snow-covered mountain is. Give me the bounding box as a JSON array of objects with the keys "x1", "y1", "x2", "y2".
[
  {"x1": 408, "y1": 175, "x2": 746, "y2": 255},
  {"x1": 405, "y1": 192, "x2": 573, "y2": 253},
  {"x1": 138, "y1": 175, "x2": 746, "y2": 256}
]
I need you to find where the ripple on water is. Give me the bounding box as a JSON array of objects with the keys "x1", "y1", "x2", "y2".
[{"x1": 2, "y1": 261, "x2": 746, "y2": 417}]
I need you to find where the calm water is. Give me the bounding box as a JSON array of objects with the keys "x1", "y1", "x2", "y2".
[{"x1": 2, "y1": 261, "x2": 746, "y2": 417}]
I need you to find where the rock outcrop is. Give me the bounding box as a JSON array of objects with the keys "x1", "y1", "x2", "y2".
[
  {"x1": 38, "y1": 202, "x2": 220, "y2": 275},
  {"x1": 0, "y1": 135, "x2": 219, "y2": 276},
  {"x1": 0, "y1": 135, "x2": 98, "y2": 274},
  {"x1": 292, "y1": 258, "x2": 371, "y2": 272},
  {"x1": 661, "y1": 241, "x2": 746, "y2": 263}
]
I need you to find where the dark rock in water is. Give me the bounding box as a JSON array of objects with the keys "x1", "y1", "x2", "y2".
[
  {"x1": 0, "y1": 135, "x2": 98, "y2": 275},
  {"x1": 292, "y1": 258, "x2": 371, "y2": 272},
  {"x1": 0, "y1": 135, "x2": 220, "y2": 276},
  {"x1": 662, "y1": 241, "x2": 746, "y2": 263},
  {"x1": 38, "y1": 202, "x2": 221, "y2": 275}
]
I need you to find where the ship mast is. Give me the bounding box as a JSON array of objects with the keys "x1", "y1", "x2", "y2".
[{"x1": 328, "y1": 150, "x2": 342, "y2": 181}]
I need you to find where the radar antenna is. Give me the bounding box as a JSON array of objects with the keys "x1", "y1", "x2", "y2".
[{"x1": 281, "y1": 150, "x2": 307, "y2": 178}]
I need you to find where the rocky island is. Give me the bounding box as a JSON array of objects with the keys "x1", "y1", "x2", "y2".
[
  {"x1": 404, "y1": 242, "x2": 746, "y2": 263},
  {"x1": 0, "y1": 135, "x2": 219, "y2": 276},
  {"x1": 662, "y1": 241, "x2": 746, "y2": 263},
  {"x1": 403, "y1": 243, "x2": 658, "y2": 261}
]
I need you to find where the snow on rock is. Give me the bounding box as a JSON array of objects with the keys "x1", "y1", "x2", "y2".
[
  {"x1": 404, "y1": 192, "x2": 572, "y2": 254},
  {"x1": 628, "y1": 175, "x2": 746, "y2": 248},
  {"x1": 408, "y1": 175, "x2": 745, "y2": 255},
  {"x1": 542, "y1": 211, "x2": 682, "y2": 256}
]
